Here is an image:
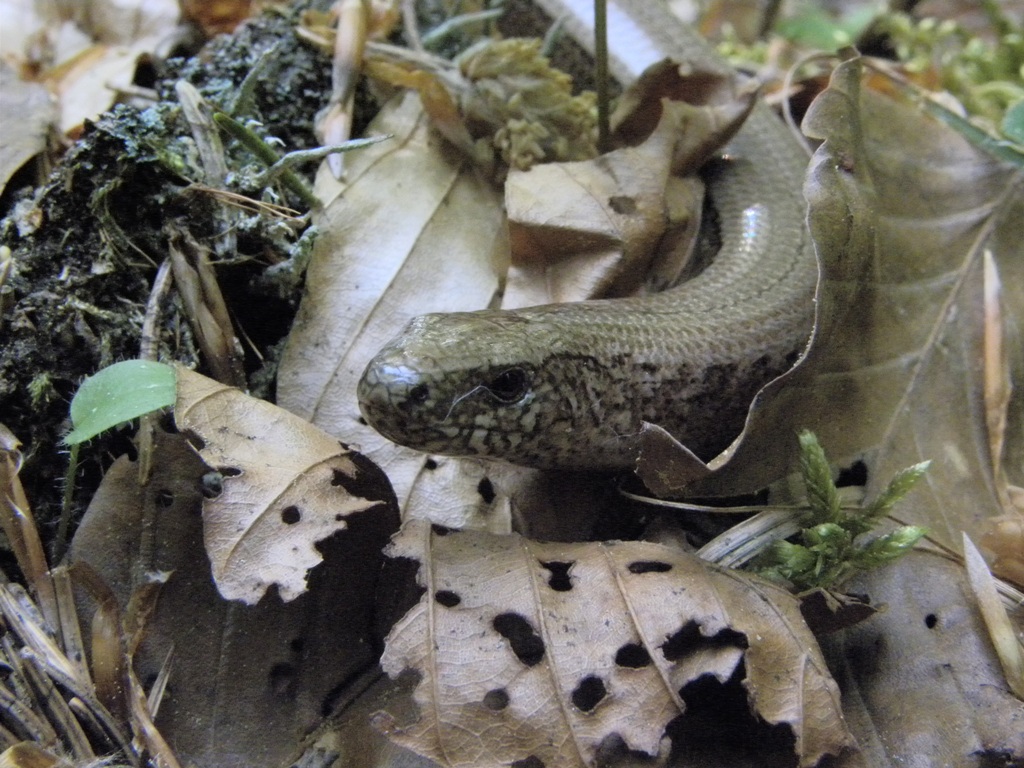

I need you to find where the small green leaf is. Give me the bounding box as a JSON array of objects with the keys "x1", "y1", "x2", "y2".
[
  {"x1": 857, "y1": 526, "x2": 928, "y2": 566},
  {"x1": 753, "y1": 431, "x2": 929, "y2": 590},
  {"x1": 863, "y1": 460, "x2": 931, "y2": 520},
  {"x1": 799, "y1": 430, "x2": 841, "y2": 522},
  {"x1": 776, "y1": 6, "x2": 877, "y2": 52},
  {"x1": 66, "y1": 360, "x2": 176, "y2": 445},
  {"x1": 1002, "y1": 99, "x2": 1024, "y2": 144}
]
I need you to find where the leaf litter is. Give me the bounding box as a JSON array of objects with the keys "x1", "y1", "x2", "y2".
[{"x1": 2, "y1": 2, "x2": 1023, "y2": 767}]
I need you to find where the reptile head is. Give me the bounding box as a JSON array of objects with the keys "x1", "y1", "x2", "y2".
[{"x1": 357, "y1": 309, "x2": 628, "y2": 468}]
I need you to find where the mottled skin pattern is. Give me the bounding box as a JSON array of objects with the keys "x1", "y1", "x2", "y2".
[{"x1": 357, "y1": 1, "x2": 818, "y2": 471}]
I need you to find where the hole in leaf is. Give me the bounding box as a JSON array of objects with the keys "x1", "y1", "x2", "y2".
[
  {"x1": 924, "y1": 613, "x2": 938, "y2": 629},
  {"x1": 674, "y1": 663, "x2": 796, "y2": 763},
  {"x1": 269, "y1": 662, "x2": 296, "y2": 696},
  {"x1": 477, "y1": 477, "x2": 496, "y2": 504},
  {"x1": 155, "y1": 489, "x2": 174, "y2": 508},
  {"x1": 571, "y1": 675, "x2": 606, "y2": 712},
  {"x1": 661, "y1": 621, "x2": 747, "y2": 662},
  {"x1": 615, "y1": 643, "x2": 651, "y2": 668},
  {"x1": 483, "y1": 688, "x2": 510, "y2": 711},
  {"x1": 628, "y1": 560, "x2": 672, "y2": 574},
  {"x1": 435, "y1": 590, "x2": 461, "y2": 608},
  {"x1": 159, "y1": 411, "x2": 178, "y2": 433},
  {"x1": 540, "y1": 561, "x2": 574, "y2": 591},
  {"x1": 200, "y1": 471, "x2": 223, "y2": 499},
  {"x1": 836, "y1": 460, "x2": 868, "y2": 487},
  {"x1": 281, "y1": 506, "x2": 301, "y2": 525},
  {"x1": 492, "y1": 612, "x2": 545, "y2": 666},
  {"x1": 511, "y1": 758, "x2": 545, "y2": 768},
  {"x1": 608, "y1": 195, "x2": 637, "y2": 214}
]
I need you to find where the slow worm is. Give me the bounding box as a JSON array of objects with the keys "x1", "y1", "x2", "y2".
[{"x1": 357, "y1": 0, "x2": 817, "y2": 470}]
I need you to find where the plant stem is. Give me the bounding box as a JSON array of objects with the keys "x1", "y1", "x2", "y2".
[{"x1": 594, "y1": 0, "x2": 610, "y2": 153}]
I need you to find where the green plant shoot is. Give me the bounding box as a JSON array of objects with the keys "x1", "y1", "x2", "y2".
[
  {"x1": 65, "y1": 360, "x2": 176, "y2": 445},
  {"x1": 755, "y1": 430, "x2": 929, "y2": 590}
]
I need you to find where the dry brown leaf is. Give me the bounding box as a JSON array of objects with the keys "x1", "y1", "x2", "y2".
[
  {"x1": 504, "y1": 101, "x2": 696, "y2": 307},
  {"x1": 666, "y1": 54, "x2": 1023, "y2": 536},
  {"x1": 376, "y1": 520, "x2": 854, "y2": 768},
  {"x1": 981, "y1": 514, "x2": 1024, "y2": 586},
  {"x1": 173, "y1": 366, "x2": 392, "y2": 603},
  {"x1": 180, "y1": 0, "x2": 255, "y2": 37},
  {"x1": 69, "y1": 428, "x2": 400, "y2": 766},
  {"x1": 279, "y1": 91, "x2": 504, "y2": 527},
  {"x1": 821, "y1": 551, "x2": 1024, "y2": 766},
  {"x1": 503, "y1": 61, "x2": 757, "y2": 309},
  {"x1": 963, "y1": 534, "x2": 1024, "y2": 700},
  {"x1": 0, "y1": 62, "x2": 55, "y2": 198},
  {"x1": 39, "y1": 1, "x2": 179, "y2": 136}
]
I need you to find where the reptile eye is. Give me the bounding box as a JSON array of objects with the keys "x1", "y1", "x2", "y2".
[
  {"x1": 409, "y1": 383, "x2": 430, "y2": 404},
  {"x1": 485, "y1": 368, "x2": 529, "y2": 404}
]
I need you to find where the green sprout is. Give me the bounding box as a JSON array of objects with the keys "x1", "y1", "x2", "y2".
[
  {"x1": 65, "y1": 360, "x2": 177, "y2": 446},
  {"x1": 755, "y1": 431, "x2": 929, "y2": 591},
  {"x1": 879, "y1": 6, "x2": 1024, "y2": 149},
  {"x1": 58, "y1": 360, "x2": 177, "y2": 560}
]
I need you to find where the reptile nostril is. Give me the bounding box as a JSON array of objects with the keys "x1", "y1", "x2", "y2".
[{"x1": 409, "y1": 383, "x2": 429, "y2": 404}]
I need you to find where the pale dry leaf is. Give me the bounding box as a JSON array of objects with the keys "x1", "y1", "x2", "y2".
[
  {"x1": 503, "y1": 60, "x2": 757, "y2": 309},
  {"x1": 376, "y1": 520, "x2": 854, "y2": 768},
  {"x1": 70, "y1": 429, "x2": 399, "y2": 766},
  {"x1": 279, "y1": 91, "x2": 504, "y2": 526},
  {"x1": 38, "y1": 0, "x2": 179, "y2": 136},
  {"x1": 822, "y1": 551, "x2": 1024, "y2": 766},
  {"x1": 504, "y1": 100, "x2": 697, "y2": 308},
  {"x1": 47, "y1": 42, "x2": 156, "y2": 135},
  {"x1": 173, "y1": 366, "x2": 389, "y2": 603},
  {"x1": 981, "y1": 514, "x2": 1024, "y2": 586},
  {"x1": 0, "y1": 61, "x2": 55, "y2": 198},
  {"x1": 679, "y1": 53, "x2": 1024, "y2": 541},
  {"x1": 610, "y1": 58, "x2": 759, "y2": 171},
  {"x1": 963, "y1": 533, "x2": 1024, "y2": 699}
]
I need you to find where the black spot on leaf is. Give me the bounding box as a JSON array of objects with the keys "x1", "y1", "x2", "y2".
[
  {"x1": 836, "y1": 460, "x2": 868, "y2": 487},
  {"x1": 571, "y1": 675, "x2": 607, "y2": 712},
  {"x1": 492, "y1": 612, "x2": 545, "y2": 666},
  {"x1": 269, "y1": 662, "x2": 296, "y2": 697},
  {"x1": 609, "y1": 195, "x2": 637, "y2": 214},
  {"x1": 540, "y1": 561, "x2": 573, "y2": 591},
  {"x1": 477, "y1": 477, "x2": 496, "y2": 504},
  {"x1": 628, "y1": 560, "x2": 672, "y2": 574},
  {"x1": 615, "y1": 643, "x2": 651, "y2": 668},
  {"x1": 281, "y1": 506, "x2": 301, "y2": 525},
  {"x1": 511, "y1": 758, "x2": 545, "y2": 768},
  {"x1": 435, "y1": 590, "x2": 461, "y2": 607},
  {"x1": 661, "y1": 621, "x2": 747, "y2": 662},
  {"x1": 925, "y1": 613, "x2": 938, "y2": 629},
  {"x1": 483, "y1": 688, "x2": 510, "y2": 710}
]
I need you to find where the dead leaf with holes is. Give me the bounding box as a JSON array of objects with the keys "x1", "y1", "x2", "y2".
[
  {"x1": 375, "y1": 520, "x2": 855, "y2": 768},
  {"x1": 278, "y1": 90, "x2": 504, "y2": 531},
  {"x1": 173, "y1": 366, "x2": 392, "y2": 604}
]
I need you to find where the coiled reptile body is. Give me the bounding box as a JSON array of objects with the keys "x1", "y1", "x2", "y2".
[{"x1": 357, "y1": 0, "x2": 817, "y2": 470}]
